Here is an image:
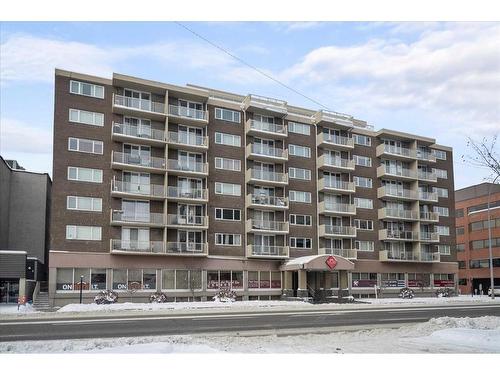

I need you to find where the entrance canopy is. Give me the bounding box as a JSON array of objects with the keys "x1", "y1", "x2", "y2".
[{"x1": 280, "y1": 254, "x2": 355, "y2": 271}]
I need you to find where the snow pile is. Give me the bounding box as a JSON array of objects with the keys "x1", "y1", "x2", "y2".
[
  {"x1": 0, "y1": 304, "x2": 38, "y2": 315},
  {"x1": 365, "y1": 295, "x2": 498, "y2": 305}
]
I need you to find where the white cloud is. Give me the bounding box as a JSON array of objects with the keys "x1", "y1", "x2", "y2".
[{"x1": 0, "y1": 118, "x2": 52, "y2": 154}]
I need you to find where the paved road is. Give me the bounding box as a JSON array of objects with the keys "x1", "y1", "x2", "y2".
[{"x1": 1, "y1": 303, "x2": 500, "y2": 342}]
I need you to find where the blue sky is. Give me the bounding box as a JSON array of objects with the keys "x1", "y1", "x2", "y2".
[{"x1": 1, "y1": 22, "x2": 499, "y2": 188}]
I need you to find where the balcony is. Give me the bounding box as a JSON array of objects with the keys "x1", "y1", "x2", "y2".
[
  {"x1": 379, "y1": 229, "x2": 419, "y2": 241},
  {"x1": 245, "y1": 119, "x2": 287, "y2": 138},
  {"x1": 166, "y1": 187, "x2": 208, "y2": 202},
  {"x1": 246, "y1": 245, "x2": 289, "y2": 259},
  {"x1": 420, "y1": 251, "x2": 441, "y2": 262},
  {"x1": 318, "y1": 155, "x2": 355, "y2": 172},
  {"x1": 168, "y1": 104, "x2": 208, "y2": 125},
  {"x1": 313, "y1": 110, "x2": 354, "y2": 128},
  {"x1": 110, "y1": 210, "x2": 166, "y2": 227},
  {"x1": 111, "y1": 180, "x2": 165, "y2": 200},
  {"x1": 246, "y1": 144, "x2": 288, "y2": 162},
  {"x1": 166, "y1": 160, "x2": 208, "y2": 177},
  {"x1": 418, "y1": 170, "x2": 437, "y2": 182},
  {"x1": 417, "y1": 151, "x2": 437, "y2": 163},
  {"x1": 419, "y1": 211, "x2": 439, "y2": 222},
  {"x1": 166, "y1": 214, "x2": 208, "y2": 229},
  {"x1": 110, "y1": 240, "x2": 165, "y2": 255},
  {"x1": 113, "y1": 94, "x2": 166, "y2": 120},
  {"x1": 378, "y1": 208, "x2": 420, "y2": 221},
  {"x1": 243, "y1": 94, "x2": 288, "y2": 116},
  {"x1": 319, "y1": 201, "x2": 357, "y2": 216},
  {"x1": 246, "y1": 219, "x2": 289, "y2": 234},
  {"x1": 377, "y1": 186, "x2": 418, "y2": 201},
  {"x1": 376, "y1": 165, "x2": 417, "y2": 180},
  {"x1": 246, "y1": 194, "x2": 288, "y2": 210},
  {"x1": 111, "y1": 151, "x2": 166, "y2": 173},
  {"x1": 318, "y1": 178, "x2": 356, "y2": 194},
  {"x1": 112, "y1": 122, "x2": 166, "y2": 146},
  {"x1": 317, "y1": 133, "x2": 354, "y2": 150},
  {"x1": 319, "y1": 225, "x2": 357, "y2": 238},
  {"x1": 376, "y1": 144, "x2": 417, "y2": 160},
  {"x1": 246, "y1": 169, "x2": 288, "y2": 186},
  {"x1": 165, "y1": 242, "x2": 208, "y2": 256},
  {"x1": 166, "y1": 131, "x2": 208, "y2": 151},
  {"x1": 418, "y1": 232, "x2": 440, "y2": 243},
  {"x1": 418, "y1": 191, "x2": 438, "y2": 202},
  {"x1": 319, "y1": 248, "x2": 357, "y2": 259},
  {"x1": 379, "y1": 250, "x2": 420, "y2": 262}
]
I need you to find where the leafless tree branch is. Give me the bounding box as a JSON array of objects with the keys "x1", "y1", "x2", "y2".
[{"x1": 462, "y1": 134, "x2": 500, "y2": 181}]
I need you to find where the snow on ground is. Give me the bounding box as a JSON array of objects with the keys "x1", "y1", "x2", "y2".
[
  {"x1": 2, "y1": 316, "x2": 499, "y2": 354},
  {"x1": 362, "y1": 295, "x2": 498, "y2": 305},
  {"x1": 0, "y1": 304, "x2": 38, "y2": 315}
]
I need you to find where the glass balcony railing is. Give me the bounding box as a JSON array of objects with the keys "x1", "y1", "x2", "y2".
[
  {"x1": 166, "y1": 242, "x2": 207, "y2": 255},
  {"x1": 247, "y1": 119, "x2": 286, "y2": 135},
  {"x1": 249, "y1": 169, "x2": 288, "y2": 183},
  {"x1": 167, "y1": 160, "x2": 208, "y2": 174},
  {"x1": 111, "y1": 210, "x2": 165, "y2": 225},
  {"x1": 247, "y1": 245, "x2": 289, "y2": 257},
  {"x1": 320, "y1": 248, "x2": 357, "y2": 259},
  {"x1": 111, "y1": 180, "x2": 165, "y2": 198},
  {"x1": 166, "y1": 131, "x2": 208, "y2": 147},
  {"x1": 166, "y1": 187, "x2": 208, "y2": 200},
  {"x1": 248, "y1": 194, "x2": 288, "y2": 208},
  {"x1": 321, "y1": 225, "x2": 357, "y2": 237},
  {"x1": 168, "y1": 105, "x2": 208, "y2": 121},
  {"x1": 166, "y1": 214, "x2": 208, "y2": 227},
  {"x1": 111, "y1": 240, "x2": 165, "y2": 254},
  {"x1": 114, "y1": 94, "x2": 165, "y2": 114},
  {"x1": 250, "y1": 144, "x2": 287, "y2": 158},
  {"x1": 112, "y1": 122, "x2": 165, "y2": 142},
  {"x1": 247, "y1": 219, "x2": 288, "y2": 232},
  {"x1": 112, "y1": 151, "x2": 166, "y2": 170}
]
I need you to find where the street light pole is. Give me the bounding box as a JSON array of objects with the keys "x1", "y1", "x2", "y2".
[
  {"x1": 79, "y1": 275, "x2": 84, "y2": 304},
  {"x1": 487, "y1": 177, "x2": 498, "y2": 300}
]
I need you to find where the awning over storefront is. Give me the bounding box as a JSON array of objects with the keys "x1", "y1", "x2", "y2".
[{"x1": 280, "y1": 254, "x2": 355, "y2": 271}]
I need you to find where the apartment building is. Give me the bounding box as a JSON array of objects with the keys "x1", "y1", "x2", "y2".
[
  {"x1": 455, "y1": 182, "x2": 500, "y2": 295},
  {"x1": 48, "y1": 69, "x2": 457, "y2": 306}
]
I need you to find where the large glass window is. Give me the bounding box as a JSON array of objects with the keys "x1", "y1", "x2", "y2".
[
  {"x1": 176, "y1": 270, "x2": 189, "y2": 289},
  {"x1": 56, "y1": 268, "x2": 74, "y2": 291},
  {"x1": 128, "y1": 270, "x2": 142, "y2": 290},
  {"x1": 215, "y1": 132, "x2": 241, "y2": 147},
  {"x1": 67, "y1": 166, "x2": 103, "y2": 183},
  {"x1": 112, "y1": 269, "x2": 128, "y2": 290},
  {"x1": 90, "y1": 268, "x2": 106, "y2": 290},
  {"x1": 143, "y1": 269, "x2": 156, "y2": 290},
  {"x1": 162, "y1": 270, "x2": 175, "y2": 289},
  {"x1": 69, "y1": 108, "x2": 104, "y2": 126},
  {"x1": 66, "y1": 225, "x2": 101, "y2": 241},
  {"x1": 215, "y1": 182, "x2": 241, "y2": 196},
  {"x1": 215, "y1": 108, "x2": 241, "y2": 123},
  {"x1": 70, "y1": 80, "x2": 104, "y2": 98}
]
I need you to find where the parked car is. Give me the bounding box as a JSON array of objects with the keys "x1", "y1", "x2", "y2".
[{"x1": 487, "y1": 286, "x2": 500, "y2": 297}]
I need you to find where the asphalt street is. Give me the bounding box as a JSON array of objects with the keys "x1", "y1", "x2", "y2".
[{"x1": 1, "y1": 303, "x2": 499, "y2": 342}]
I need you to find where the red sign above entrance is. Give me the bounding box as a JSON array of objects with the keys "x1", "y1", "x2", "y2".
[{"x1": 325, "y1": 256, "x2": 337, "y2": 270}]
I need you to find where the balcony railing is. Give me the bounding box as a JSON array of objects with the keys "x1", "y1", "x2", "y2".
[
  {"x1": 320, "y1": 248, "x2": 357, "y2": 259},
  {"x1": 112, "y1": 151, "x2": 166, "y2": 170},
  {"x1": 320, "y1": 201, "x2": 357, "y2": 215},
  {"x1": 377, "y1": 165, "x2": 417, "y2": 179},
  {"x1": 314, "y1": 110, "x2": 354, "y2": 127},
  {"x1": 166, "y1": 187, "x2": 208, "y2": 201},
  {"x1": 111, "y1": 210, "x2": 166, "y2": 225},
  {"x1": 167, "y1": 160, "x2": 208, "y2": 174},
  {"x1": 246, "y1": 119, "x2": 287, "y2": 136},
  {"x1": 247, "y1": 245, "x2": 289, "y2": 257},
  {"x1": 168, "y1": 104, "x2": 208, "y2": 121},
  {"x1": 379, "y1": 208, "x2": 420, "y2": 220},
  {"x1": 111, "y1": 180, "x2": 165, "y2": 198},
  {"x1": 378, "y1": 186, "x2": 418, "y2": 200},
  {"x1": 418, "y1": 191, "x2": 438, "y2": 201},
  {"x1": 247, "y1": 169, "x2": 288, "y2": 184},
  {"x1": 320, "y1": 225, "x2": 357, "y2": 237},
  {"x1": 420, "y1": 212, "x2": 439, "y2": 221},
  {"x1": 243, "y1": 94, "x2": 287, "y2": 115},
  {"x1": 167, "y1": 214, "x2": 208, "y2": 227},
  {"x1": 248, "y1": 144, "x2": 287, "y2": 159},
  {"x1": 319, "y1": 155, "x2": 355, "y2": 170},
  {"x1": 166, "y1": 242, "x2": 207, "y2": 255},
  {"x1": 380, "y1": 250, "x2": 420, "y2": 262},
  {"x1": 319, "y1": 178, "x2": 356, "y2": 192},
  {"x1": 247, "y1": 194, "x2": 288, "y2": 208},
  {"x1": 166, "y1": 132, "x2": 208, "y2": 148},
  {"x1": 417, "y1": 151, "x2": 437, "y2": 162},
  {"x1": 419, "y1": 232, "x2": 440, "y2": 242},
  {"x1": 376, "y1": 144, "x2": 416, "y2": 158},
  {"x1": 112, "y1": 122, "x2": 166, "y2": 142},
  {"x1": 420, "y1": 252, "x2": 440, "y2": 262},
  {"x1": 379, "y1": 229, "x2": 418, "y2": 241},
  {"x1": 247, "y1": 219, "x2": 289, "y2": 232},
  {"x1": 418, "y1": 170, "x2": 437, "y2": 181},
  {"x1": 318, "y1": 133, "x2": 355, "y2": 148},
  {"x1": 114, "y1": 94, "x2": 165, "y2": 114},
  {"x1": 110, "y1": 240, "x2": 165, "y2": 254}
]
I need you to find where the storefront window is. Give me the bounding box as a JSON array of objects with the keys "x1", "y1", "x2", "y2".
[
  {"x1": 408, "y1": 273, "x2": 430, "y2": 288},
  {"x1": 143, "y1": 269, "x2": 156, "y2": 290},
  {"x1": 381, "y1": 273, "x2": 405, "y2": 288},
  {"x1": 162, "y1": 270, "x2": 175, "y2": 289},
  {"x1": 74, "y1": 268, "x2": 90, "y2": 290},
  {"x1": 232, "y1": 271, "x2": 243, "y2": 289},
  {"x1": 207, "y1": 271, "x2": 219, "y2": 289},
  {"x1": 434, "y1": 273, "x2": 455, "y2": 287},
  {"x1": 220, "y1": 271, "x2": 231, "y2": 289},
  {"x1": 190, "y1": 270, "x2": 202, "y2": 290},
  {"x1": 260, "y1": 271, "x2": 270, "y2": 288},
  {"x1": 128, "y1": 270, "x2": 142, "y2": 290},
  {"x1": 90, "y1": 268, "x2": 106, "y2": 290},
  {"x1": 271, "y1": 272, "x2": 281, "y2": 288},
  {"x1": 352, "y1": 272, "x2": 377, "y2": 288},
  {"x1": 248, "y1": 271, "x2": 259, "y2": 288},
  {"x1": 176, "y1": 270, "x2": 189, "y2": 289},
  {"x1": 56, "y1": 268, "x2": 74, "y2": 291},
  {"x1": 113, "y1": 269, "x2": 128, "y2": 290}
]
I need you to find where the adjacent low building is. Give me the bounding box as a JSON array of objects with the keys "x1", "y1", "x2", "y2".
[
  {"x1": 48, "y1": 69, "x2": 457, "y2": 306},
  {"x1": 455, "y1": 182, "x2": 500, "y2": 295},
  {"x1": 0, "y1": 157, "x2": 51, "y2": 304}
]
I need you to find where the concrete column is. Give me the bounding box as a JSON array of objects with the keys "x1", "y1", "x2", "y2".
[
  {"x1": 430, "y1": 273, "x2": 435, "y2": 290},
  {"x1": 282, "y1": 271, "x2": 294, "y2": 299},
  {"x1": 324, "y1": 272, "x2": 333, "y2": 297},
  {"x1": 242, "y1": 270, "x2": 249, "y2": 301},
  {"x1": 18, "y1": 278, "x2": 26, "y2": 300},
  {"x1": 106, "y1": 269, "x2": 113, "y2": 290},
  {"x1": 156, "y1": 269, "x2": 161, "y2": 292},
  {"x1": 297, "y1": 269, "x2": 308, "y2": 298},
  {"x1": 404, "y1": 273, "x2": 409, "y2": 288}
]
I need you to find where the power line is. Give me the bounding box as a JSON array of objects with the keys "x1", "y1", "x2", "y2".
[{"x1": 175, "y1": 21, "x2": 330, "y2": 110}]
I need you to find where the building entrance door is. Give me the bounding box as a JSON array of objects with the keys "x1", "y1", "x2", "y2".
[{"x1": 0, "y1": 280, "x2": 19, "y2": 304}]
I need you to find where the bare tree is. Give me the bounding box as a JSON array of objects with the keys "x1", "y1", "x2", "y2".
[{"x1": 462, "y1": 135, "x2": 500, "y2": 181}]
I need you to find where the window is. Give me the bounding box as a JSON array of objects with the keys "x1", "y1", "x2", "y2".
[
  {"x1": 354, "y1": 219, "x2": 373, "y2": 231},
  {"x1": 215, "y1": 233, "x2": 241, "y2": 246},
  {"x1": 433, "y1": 187, "x2": 449, "y2": 198},
  {"x1": 215, "y1": 182, "x2": 241, "y2": 196},
  {"x1": 457, "y1": 243, "x2": 465, "y2": 251},
  {"x1": 353, "y1": 134, "x2": 371, "y2": 146},
  {"x1": 69, "y1": 108, "x2": 104, "y2": 127},
  {"x1": 289, "y1": 144, "x2": 311, "y2": 158},
  {"x1": 248, "y1": 271, "x2": 281, "y2": 289},
  {"x1": 467, "y1": 200, "x2": 500, "y2": 214},
  {"x1": 289, "y1": 214, "x2": 312, "y2": 226},
  {"x1": 289, "y1": 167, "x2": 311, "y2": 180},
  {"x1": 215, "y1": 108, "x2": 241, "y2": 123},
  {"x1": 288, "y1": 122, "x2": 310, "y2": 135},
  {"x1": 438, "y1": 245, "x2": 451, "y2": 255},
  {"x1": 68, "y1": 137, "x2": 103, "y2": 155},
  {"x1": 436, "y1": 226, "x2": 450, "y2": 236},
  {"x1": 355, "y1": 240, "x2": 374, "y2": 251},
  {"x1": 456, "y1": 208, "x2": 464, "y2": 218},
  {"x1": 56, "y1": 269, "x2": 74, "y2": 291},
  {"x1": 433, "y1": 206, "x2": 449, "y2": 217},
  {"x1": 290, "y1": 237, "x2": 312, "y2": 249},
  {"x1": 90, "y1": 269, "x2": 106, "y2": 290},
  {"x1": 354, "y1": 197, "x2": 373, "y2": 209},
  {"x1": 434, "y1": 168, "x2": 448, "y2": 179},
  {"x1": 289, "y1": 190, "x2": 311, "y2": 203},
  {"x1": 353, "y1": 176, "x2": 372, "y2": 188},
  {"x1": 456, "y1": 226, "x2": 465, "y2": 236},
  {"x1": 215, "y1": 132, "x2": 241, "y2": 147},
  {"x1": 206, "y1": 270, "x2": 244, "y2": 290},
  {"x1": 458, "y1": 261, "x2": 466, "y2": 269},
  {"x1": 471, "y1": 238, "x2": 500, "y2": 250},
  {"x1": 215, "y1": 157, "x2": 241, "y2": 171},
  {"x1": 469, "y1": 218, "x2": 500, "y2": 232},
  {"x1": 215, "y1": 208, "x2": 241, "y2": 221},
  {"x1": 67, "y1": 166, "x2": 103, "y2": 183},
  {"x1": 66, "y1": 225, "x2": 101, "y2": 241},
  {"x1": 70, "y1": 80, "x2": 104, "y2": 99},
  {"x1": 142, "y1": 269, "x2": 157, "y2": 290},
  {"x1": 353, "y1": 155, "x2": 372, "y2": 167},
  {"x1": 161, "y1": 269, "x2": 202, "y2": 290},
  {"x1": 67, "y1": 196, "x2": 102, "y2": 212},
  {"x1": 432, "y1": 149, "x2": 447, "y2": 160}
]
